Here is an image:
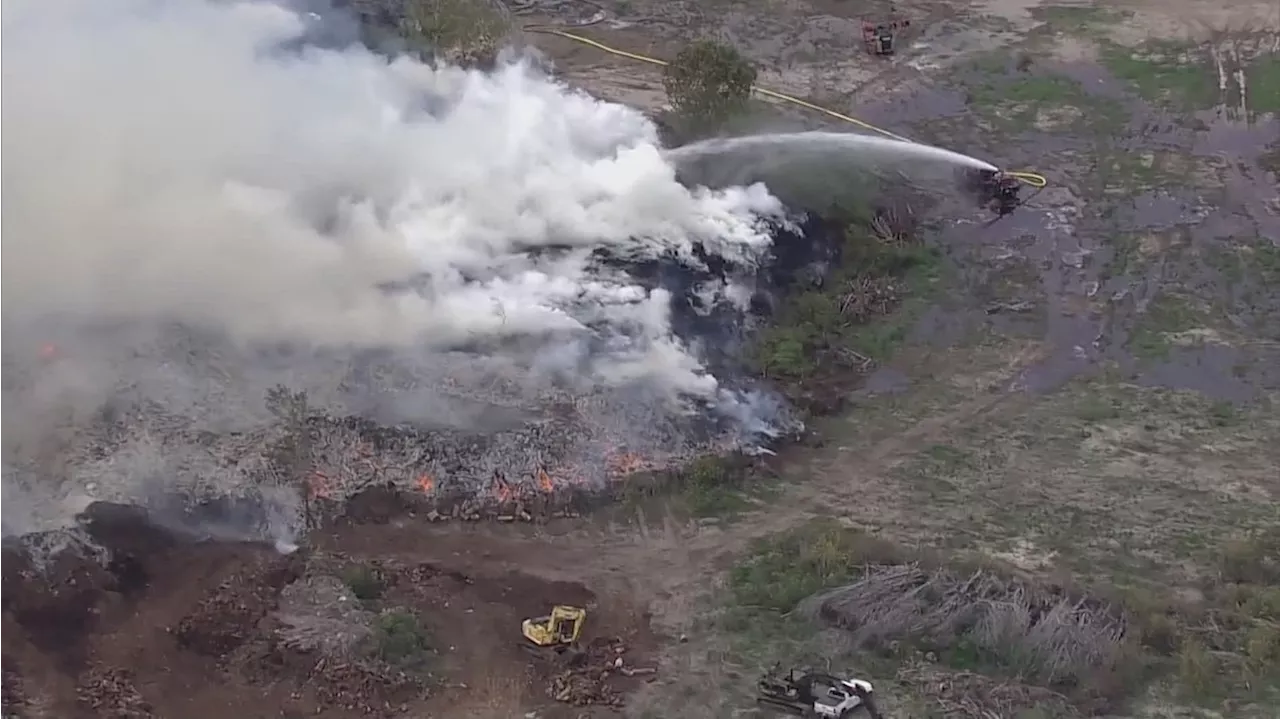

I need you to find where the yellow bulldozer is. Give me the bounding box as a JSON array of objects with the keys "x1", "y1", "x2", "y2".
[{"x1": 519, "y1": 605, "x2": 587, "y2": 663}]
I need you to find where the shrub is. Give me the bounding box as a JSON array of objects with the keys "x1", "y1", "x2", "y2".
[
  {"x1": 342, "y1": 565, "x2": 385, "y2": 602},
  {"x1": 399, "y1": 0, "x2": 509, "y2": 67},
  {"x1": 370, "y1": 610, "x2": 432, "y2": 668},
  {"x1": 1175, "y1": 638, "x2": 1218, "y2": 698},
  {"x1": 662, "y1": 39, "x2": 757, "y2": 136},
  {"x1": 1216, "y1": 530, "x2": 1280, "y2": 585},
  {"x1": 679, "y1": 455, "x2": 760, "y2": 517},
  {"x1": 729, "y1": 521, "x2": 903, "y2": 612},
  {"x1": 807, "y1": 564, "x2": 1130, "y2": 688}
]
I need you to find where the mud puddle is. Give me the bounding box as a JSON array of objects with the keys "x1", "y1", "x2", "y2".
[{"x1": 854, "y1": 42, "x2": 1280, "y2": 399}]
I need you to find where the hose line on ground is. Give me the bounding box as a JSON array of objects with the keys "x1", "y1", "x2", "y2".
[
  {"x1": 1004, "y1": 171, "x2": 1048, "y2": 188},
  {"x1": 524, "y1": 27, "x2": 1049, "y2": 189}
]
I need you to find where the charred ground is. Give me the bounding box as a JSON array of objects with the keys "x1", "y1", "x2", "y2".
[{"x1": 4, "y1": 0, "x2": 1280, "y2": 718}]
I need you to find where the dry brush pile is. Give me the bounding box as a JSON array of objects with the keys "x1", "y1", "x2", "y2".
[
  {"x1": 12, "y1": 376, "x2": 735, "y2": 546},
  {"x1": 799, "y1": 564, "x2": 1129, "y2": 689},
  {"x1": 730, "y1": 525, "x2": 1148, "y2": 713},
  {"x1": 895, "y1": 662, "x2": 1077, "y2": 719},
  {"x1": 231, "y1": 570, "x2": 427, "y2": 716}
]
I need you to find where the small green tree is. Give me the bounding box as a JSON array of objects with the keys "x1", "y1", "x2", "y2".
[
  {"x1": 663, "y1": 39, "x2": 757, "y2": 137},
  {"x1": 399, "y1": 0, "x2": 509, "y2": 67},
  {"x1": 370, "y1": 610, "x2": 432, "y2": 669}
]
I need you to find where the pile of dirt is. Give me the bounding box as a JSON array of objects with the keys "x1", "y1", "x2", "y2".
[
  {"x1": 207, "y1": 608, "x2": 426, "y2": 717},
  {"x1": 174, "y1": 554, "x2": 305, "y2": 658},
  {"x1": 1, "y1": 494, "x2": 658, "y2": 719},
  {"x1": 1, "y1": 502, "x2": 192, "y2": 665},
  {"x1": 75, "y1": 665, "x2": 153, "y2": 719},
  {"x1": 320, "y1": 661, "x2": 422, "y2": 714},
  {"x1": 2, "y1": 663, "x2": 27, "y2": 717},
  {"x1": 1, "y1": 542, "x2": 115, "y2": 660}
]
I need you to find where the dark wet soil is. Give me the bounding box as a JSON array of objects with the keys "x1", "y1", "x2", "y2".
[{"x1": 863, "y1": 41, "x2": 1280, "y2": 399}]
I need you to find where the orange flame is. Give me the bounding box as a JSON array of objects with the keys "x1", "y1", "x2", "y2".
[
  {"x1": 607, "y1": 451, "x2": 646, "y2": 477},
  {"x1": 492, "y1": 476, "x2": 513, "y2": 503},
  {"x1": 416, "y1": 474, "x2": 435, "y2": 494},
  {"x1": 307, "y1": 471, "x2": 333, "y2": 499},
  {"x1": 537, "y1": 469, "x2": 554, "y2": 492}
]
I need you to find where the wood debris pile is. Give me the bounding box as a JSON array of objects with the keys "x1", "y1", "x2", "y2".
[
  {"x1": 897, "y1": 663, "x2": 1075, "y2": 718},
  {"x1": 75, "y1": 665, "x2": 153, "y2": 719},
  {"x1": 300, "y1": 657, "x2": 422, "y2": 717},
  {"x1": 546, "y1": 637, "x2": 655, "y2": 708},
  {"x1": 173, "y1": 555, "x2": 304, "y2": 658}
]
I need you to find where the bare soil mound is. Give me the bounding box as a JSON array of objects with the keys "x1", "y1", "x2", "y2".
[{"x1": 1, "y1": 500, "x2": 657, "y2": 718}]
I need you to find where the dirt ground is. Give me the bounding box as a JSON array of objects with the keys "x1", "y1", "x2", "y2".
[
  {"x1": 2, "y1": 503, "x2": 661, "y2": 719},
  {"x1": 4, "y1": 0, "x2": 1279, "y2": 718}
]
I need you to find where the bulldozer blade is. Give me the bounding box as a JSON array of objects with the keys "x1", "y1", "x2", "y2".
[
  {"x1": 757, "y1": 687, "x2": 793, "y2": 701},
  {"x1": 518, "y1": 641, "x2": 584, "y2": 667},
  {"x1": 756, "y1": 696, "x2": 807, "y2": 715},
  {"x1": 517, "y1": 642, "x2": 550, "y2": 660}
]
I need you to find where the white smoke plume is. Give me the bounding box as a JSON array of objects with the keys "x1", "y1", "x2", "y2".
[{"x1": 0, "y1": 0, "x2": 789, "y2": 540}]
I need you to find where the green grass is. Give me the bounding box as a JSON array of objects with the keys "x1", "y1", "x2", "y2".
[
  {"x1": 614, "y1": 455, "x2": 778, "y2": 522},
  {"x1": 1030, "y1": 4, "x2": 1134, "y2": 34},
  {"x1": 752, "y1": 229, "x2": 945, "y2": 378},
  {"x1": 1100, "y1": 41, "x2": 1220, "y2": 111},
  {"x1": 728, "y1": 521, "x2": 903, "y2": 613},
  {"x1": 1128, "y1": 293, "x2": 1206, "y2": 360},
  {"x1": 1261, "y1": 142, "x2": 1280, "y2": 175},
  {"x1": 677, "y1": 455, "x2": 776, "y2": 519},
  {"x1": 1075, "y1": 394, "x2": 1124, "y2": 422},
  {"x1": 1104, "y1": 234, "x2": 1142, "y2": 280},
  {"x1": 965, "y1": 71, "x2": 1125, "y2": 134},
  {"x1": 1098, "y1": 149, "x2": 1192, "y2": 194},
  {"x1": 1202, "y1": 238, "x2": 1279, "y2": 329},
  {"x1": 1250, "y1": 55, "x2": 1280, "y2": 115},
  {"x1": 1251, "y1": 241, "x2": 1280, "y2": 283}
]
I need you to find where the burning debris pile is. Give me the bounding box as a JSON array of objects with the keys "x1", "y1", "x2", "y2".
[
  {"x1": 18, "y1": 382, "x2": 764, "y2": 544},
  {"x1": 0, "y1": 0, "x2": 868, "y2": 551},
  {"x1": 304, "y1": 412, "x2": 724, "y2": 524},
  {"x1": 3, "y1": 213, "x2": 844, "y2": 545}
]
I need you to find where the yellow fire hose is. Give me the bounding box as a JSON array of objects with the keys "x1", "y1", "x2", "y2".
[{"x1": 524, "y1": 27, "x2": 1050, "y2": 190}]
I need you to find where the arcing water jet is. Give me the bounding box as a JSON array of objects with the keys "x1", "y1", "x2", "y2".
[{"x1": 666, "y1": 131, "x2": 998, "y2": 173}]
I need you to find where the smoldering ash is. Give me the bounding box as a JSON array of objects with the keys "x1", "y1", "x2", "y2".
[{"x1": 0, "y1": 0, "x2": 800, "y2": 544}]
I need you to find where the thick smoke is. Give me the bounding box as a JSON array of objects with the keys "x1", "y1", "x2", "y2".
[{"x1": 1, "y1": 0, "x2": 793, "y2": 543}]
